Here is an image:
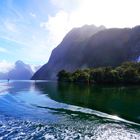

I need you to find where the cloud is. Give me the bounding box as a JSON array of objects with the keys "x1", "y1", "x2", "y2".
[
  {"x1": 0, "y1": 60, "x2": 14, "y2": 73},
  {"x1": 51, "y1": 0, "x2": 71, "y2": 7},
  {"x1": 40, "y1": 11, "x2": 71, "y2": 48},
  {"x1": 4, "y1": 21, "x2": 17, "y2": 32},
  {"x1": 30, "y1": 12, "x2": 36, "y2": 18},
  {"x1": 0, "y1": 36, "x2": 29, "y2": 48},
  {"x1": 0, "y1": 47, "x2": 9, "y2": 53},
  {"x1": 1, "y1": 0, "x2": 140, "y2": 67},
  {"x1": 38, "y1": 0, "x2": 140, "y2": 65},
  {"x1": 50, "y1": 0, "x2": 140, "y2": 28},
  {"x1": 51, "y1": 0, "x2": 81, "y2": 11}
]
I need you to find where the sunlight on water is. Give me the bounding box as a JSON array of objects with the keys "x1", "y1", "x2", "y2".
[
  {"x1": 0, "y1": 80, "x2": 140, "y2": 139},
  {"x1": 112, "y1": 115, "x2": 122, "y2": 120}
]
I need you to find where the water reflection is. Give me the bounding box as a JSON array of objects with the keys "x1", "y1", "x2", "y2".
[
  {"x1": 8, "y1": 81, "x2": 32, "y2": 94},
  {"x1": 0, "y1": 81, "x2": 140, "y2": 139},
  {"x1": 35, "y1": 82, "x2": 140, "y2": 123},
  {"x1": 2, "y1": 81, "x2": 140, "y2": 123}
]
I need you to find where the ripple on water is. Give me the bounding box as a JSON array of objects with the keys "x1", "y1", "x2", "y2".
[
  {"x1": 0, "y1": 116, "x2": 140, "y2": 140},
  {"x1": 0, "y1": 81, "x2": 140, "y2": 139}
]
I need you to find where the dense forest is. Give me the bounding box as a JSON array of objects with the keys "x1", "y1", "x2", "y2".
[{"x1": 57, "y1": 62, "x2": 140, "y2": 84}]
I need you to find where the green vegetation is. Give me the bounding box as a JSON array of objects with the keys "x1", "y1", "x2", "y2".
[{"x1": 57, "y1": 62, "x2": 140, "y2": 84}]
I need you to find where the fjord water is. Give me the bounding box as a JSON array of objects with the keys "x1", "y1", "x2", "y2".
[{"x1": 0, "y1": 81, "x2": 140, "y2": 139}]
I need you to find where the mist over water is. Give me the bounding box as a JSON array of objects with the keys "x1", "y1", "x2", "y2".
[{"x1": 0, "y1": 80, "x2": 140, "y2": 139}]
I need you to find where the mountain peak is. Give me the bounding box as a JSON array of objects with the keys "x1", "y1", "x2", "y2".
[
  {"x1": 32, "y1": 25, "x2": 140, "y2": 80},
  {"x1": 15, "y1": 60, "x2": 24, "y2": 66},
  {"x1": 0, "y1": 60, "x2": 34, "y2": 80}
]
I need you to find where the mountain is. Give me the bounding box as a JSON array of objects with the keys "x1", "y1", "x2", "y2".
[
  {"x1": 0, "y1": 60, "x2": 34, "y2": 80},
  {"x1": 32, "y1": 25, "x2": 140, "y2": 80}
]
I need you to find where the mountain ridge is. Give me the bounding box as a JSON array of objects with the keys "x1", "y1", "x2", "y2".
[
  {"x1": 0, "y1": 60, "x2": 34, "y2": 80},
  {"x1": 32, "y1": 25, "x2": 140, "y2": 80}
]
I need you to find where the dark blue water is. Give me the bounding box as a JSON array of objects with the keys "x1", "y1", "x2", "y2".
[{"x1": 0, "y1": 80, "x2": 140, "y2": 139}]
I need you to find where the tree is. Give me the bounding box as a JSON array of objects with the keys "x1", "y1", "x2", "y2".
[
  {"x1": 57, "y1": 62, "x2": 140, "y2": 84},
  {"x1": 75, "y1": 71, "x2": 89, "y2": 83},
  {"x1": 122, "y1": 67, "x2": 139, "y2": 83},
  {"x1": 90, "y1": 68, "x2": 104, "y2": 83},
  {"x1": 57, "y1": 70, "x2": 72, "y2": 82}
]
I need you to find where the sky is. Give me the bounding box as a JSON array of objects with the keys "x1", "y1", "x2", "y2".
[{"x1": 0, "y1": 0, "x2": 140, "y2": 72}]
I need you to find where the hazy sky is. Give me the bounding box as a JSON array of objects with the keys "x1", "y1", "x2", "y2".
[{"x1": 0, "y1": 0, "x2": 140, "y2": 72}]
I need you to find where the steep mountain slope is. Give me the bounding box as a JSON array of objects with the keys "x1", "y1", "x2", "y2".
[
  {"x1": 0, "y1": 60, "x2": 34, "y2": 80},
  {"x1": 32, "y1": 25, "x2": 140, "y2": 80}
]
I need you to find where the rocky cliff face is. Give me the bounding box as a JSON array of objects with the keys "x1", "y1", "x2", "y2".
[{"x1": 32, "y1": 25, "x2": 140, "y2": 80}]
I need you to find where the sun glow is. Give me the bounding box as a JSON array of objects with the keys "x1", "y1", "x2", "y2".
[
  {"x1": 1, "y1": 0, "x2": 140, "y2": 66},
  {"x1": 70, "y1": 0, "x2": 140, "y2": 28}
]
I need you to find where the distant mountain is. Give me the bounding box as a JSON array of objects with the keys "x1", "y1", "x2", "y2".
[
  {"x1": 0, "y1": 60, "x2": 34, "y2": 80},
  {"x1": 32, "y1": 25, "x2": 140, "y2": 80}
]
